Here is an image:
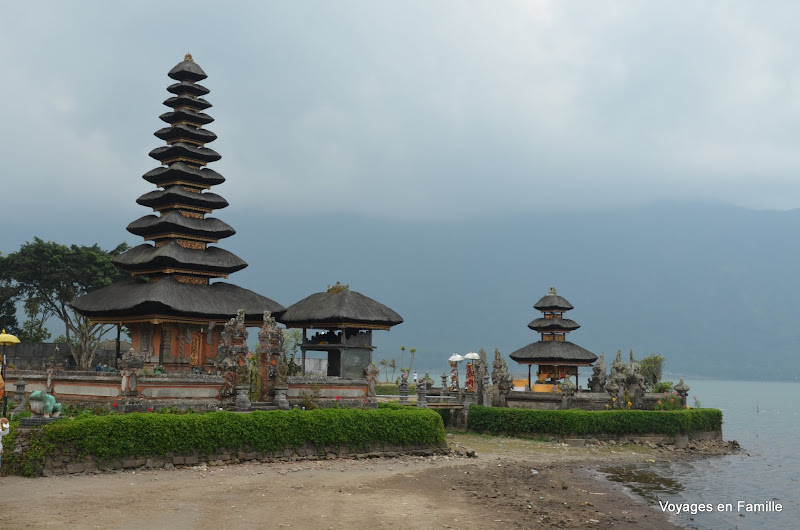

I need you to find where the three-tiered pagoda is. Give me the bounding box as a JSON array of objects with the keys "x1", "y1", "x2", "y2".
[
  {"x1": 509, "y1": 287, "x2": 597, "y2": 391},
  {"x1": 72, "y1": 55, "x2": 285, "y2": 371}
]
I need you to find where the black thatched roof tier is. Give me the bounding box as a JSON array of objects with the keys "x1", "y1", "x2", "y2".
[
  {"x1": 127, "y1": 212, "x2": 235, "y2": 240},
  {"x1": 137, "y1": 186, "x2": 228, "y2": 211},
  {"x1": 509, "y1": 341, "x2": 597, "y2": 365},
  {"x1": 143, "y1": 162, "x2": 225, "y2": 187},
  {"x1": 280, "y1": 284, "x2": 403, "y2": 330},
  {"x1": 168, "y1": 57, "x2": 207, "y2": 82},
  {"x1": 155, "y1": 125, "x2": 217, "y2": 145},
  {"x1": 149, "y1": 143, "x2": 221, "y2": 164},
  {"x1": 159, "y1": 108, "x2": 214, "y2": 127},
  {"x1": 164, "y1": 95, "x2": 212, "y2": 111},
  {"x1": 113, "y1": 242, "x2": 246, "y2": 275},
  {"x1": 527, "y1": 318, "x2": 580, "y2": 331},
  {"x1": 167, "y1": 81, "x2": 209, "y2": 97},
  {"x1": 71, "y1": 276, "x2": 284, "y2": 324},
  {"x1": 533, "y1": 294, "x2": 574, "y2": 311}
]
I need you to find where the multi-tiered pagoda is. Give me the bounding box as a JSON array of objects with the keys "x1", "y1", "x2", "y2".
[
  {"x1": 509, "y1": 287, "x2": 597, "y2": 391},
  {"x1": 72, "y1": 55, "x2": 284, "y2": 370}
]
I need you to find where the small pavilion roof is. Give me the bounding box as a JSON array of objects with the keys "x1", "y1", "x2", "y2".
[
  {"x1": 509, "y1": 341, "x2": 597, "y2": 365},
  {"x1": 280, "y1": 283, "x2": 403, "y2": 330},
  {"x1": 168, "y1": 54, "x2": 207, "y2": 82},
  {"x1": 533, "y1": 287, "x2": 574, "y2": 311}
]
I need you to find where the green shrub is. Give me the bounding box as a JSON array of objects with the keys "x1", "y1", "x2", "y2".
[
  {"x1": 466, "y1": 406, "x2": 722, "y2": 437},
  {"x1": 653, "y1": 381, "x2": 675, "y2": 393},
  {"x1": 4, "y1": 408, "x2": 445, "y2": 477}
]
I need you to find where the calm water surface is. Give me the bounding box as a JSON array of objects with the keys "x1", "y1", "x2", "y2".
[{"x1": 605, "y1": 379, "x2": 799, "y2": 529}]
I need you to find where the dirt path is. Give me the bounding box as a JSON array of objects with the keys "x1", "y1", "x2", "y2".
[{"x1": 0, "y1": 434, "x2": 729, "y2": 529}]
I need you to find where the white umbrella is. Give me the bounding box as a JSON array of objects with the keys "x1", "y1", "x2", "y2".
[
  {"x1": 448, "y1": 353, "x2": 464, "y2": 362},
  {"x1": 464, "y1": 351, "x2": 480, "y2": 360}
]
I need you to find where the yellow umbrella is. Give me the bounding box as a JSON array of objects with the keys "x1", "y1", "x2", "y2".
[
  {"x1": 0, "y1": 329, "x2": 20, "y2": 346},
  {"x1": 0, "y1": 329, "x2": 19, "y2": 416}
]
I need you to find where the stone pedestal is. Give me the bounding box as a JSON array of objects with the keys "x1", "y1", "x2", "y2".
[
  {"x1": 274, "y1": 387, "x2": 290, "y2": 411},
  {"x1": 416, "y1": 383, "x2": 427, "y2": 407},
  {"x1": 398, "y1": 385, "x2": 409, "y2": 405},
  {"x1": 234, "y1": 386, "x2": 251, "y2": 411},
  {"x1": 366, "y1": 397, "x2": 378, "y2": 409}
]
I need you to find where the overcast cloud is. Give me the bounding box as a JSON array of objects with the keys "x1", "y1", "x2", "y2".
[{"x1": 2, "y1": 0, "x2": 800, "y2": 229}]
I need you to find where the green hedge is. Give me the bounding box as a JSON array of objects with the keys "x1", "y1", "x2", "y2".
[
  {"x1": 467, "y1": 406, "x2": 722, "y2": 436},
  {"x1": 6, "y1": 408, "x2": 445, "y2": 477}
]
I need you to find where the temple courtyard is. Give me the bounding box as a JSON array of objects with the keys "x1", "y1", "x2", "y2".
[{"x1": 0, "y1": 433, "x2": 735, "y2": 529}]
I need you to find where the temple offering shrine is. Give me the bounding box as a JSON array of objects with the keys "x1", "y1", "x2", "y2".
[
  {"x1": 72, "y1": 55, "x2": 284, "y2": 371},
  {"x1": 279, "y1": 283, "x2": 403, "y2": 379},
  {"x1": 509, "y1": 287, "x2": 597, "y2": 392}
]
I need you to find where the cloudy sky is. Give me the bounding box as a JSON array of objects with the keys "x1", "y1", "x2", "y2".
[{"x1": 3, "y1": 0, "x2": 800, "y2": 239}]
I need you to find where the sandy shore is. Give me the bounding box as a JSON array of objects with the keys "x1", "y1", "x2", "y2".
[{"x1": 0, "y1": 434, "x2": 737, "y2": 529}]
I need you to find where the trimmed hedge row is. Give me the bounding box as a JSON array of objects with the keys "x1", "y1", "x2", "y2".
[
  {"x1": 7, "y1": 407, "x2": 445, "y2": 476},
  {"x1": 467, "y1": 406, "x2": 722, "y2": 436}
]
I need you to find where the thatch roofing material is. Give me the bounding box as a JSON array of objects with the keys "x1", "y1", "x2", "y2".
[
  {"x1": 155, "y1": 125, "x2": 217, "y2": 144},
  {"x1": 168, "y1": 58, "x2": 207, "y2": 82},
  {"x1": 137, "y1": 186, "x2": 228, "y2": 210},
  {"x1": 280, "y1": 286, "x2": 403, "y2": 329},
  {"x1": 143, "y1": 162, "x2": 225, "y2": 187},
  {"x1": 167, "y1": 81, "x2": 209, "y2": 97},
  {"x1": 533, "y1": 294, "x2": 574, "y2": 311},
  {"x1": 71, "y1": 276, "x2": 285, "y2": 323},
  {"x1": 149, "y1": 143, "x2": 220, "y2": 164},
  {"x1": 509, "y1": 341, "x2": 597, "y2": 364},
  {"x1": 164, "y1": 95, "x2": 212, "y2": 111},
  {"x1": 159, "y1": 108, "x2": 214, "y2": 127},
  {"x1": 126, "y1": 212, "x2": 235, "y2": 240},
  {"x1": 113, "y1": 242, "x2": 247, "y2": 274},
  {"x1": 527, "y1": 318, "x2": 580, "y2": 331}
]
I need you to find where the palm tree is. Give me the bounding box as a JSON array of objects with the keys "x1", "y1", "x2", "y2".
[
  {"x1": 379, "y1": 358, "x2": 389, "y2": 382},
  {"x1": 389, "y1": 359, "x2": 397, "y2": 382}
]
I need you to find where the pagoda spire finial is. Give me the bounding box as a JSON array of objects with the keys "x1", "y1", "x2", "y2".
[
  {"x1": 548, "y1": 286, "x2": 557, "y2": 296},
  {"x1": 185, "y1": 52, "x2": 193, "y2": 62}
]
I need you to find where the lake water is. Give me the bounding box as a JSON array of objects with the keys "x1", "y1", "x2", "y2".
[{"x1": 604, "y1": 379, "x2": 800, "y2": 529}]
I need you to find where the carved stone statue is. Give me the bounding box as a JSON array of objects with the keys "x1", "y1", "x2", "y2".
[
  {"x1": 491, "y1": 348, "x2": 513, "y2": 406},
  {"x1": 605, "y1": 350, "x2": 627, "y2": 404},
  {"x1": 275, "y1": 361, "x2": 289, "y2": 388},
  {"x1": 588, "y1": 354, "x2": 607, "y2": 393},
  {"x1": 364, "y1": 362, "x2": 379, "y2": 398},
  {"x1": 474, "y1": 349, "x2": 488, "y2": 403},
  {"x1": 625, "y1": 350, "x2": 645, "y2": 408}
]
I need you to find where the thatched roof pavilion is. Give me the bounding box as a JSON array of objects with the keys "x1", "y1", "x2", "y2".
[
  {"x1": 510, "y1": 287, "x2": 597, "y2": 391},
  {"x1": 280, "y1": 283, "x2": 402, "y2": 378}
]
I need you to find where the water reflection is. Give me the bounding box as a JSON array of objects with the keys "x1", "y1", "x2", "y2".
[{"x1": 600, "y1": 463, "x2": 685, "y2": 503}]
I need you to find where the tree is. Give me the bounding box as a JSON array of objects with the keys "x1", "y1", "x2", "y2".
[
  {"x1": 2, "y1": 238, "x2": 129, "y2": 369},
  {"x1": 640, "y1": 353, "x2": 665, "y2": 391},
  {"x1": 389, "y1": 358, "x2": 397, "y2": 382},
  {"x1": 16, "y1": 299, "x2": 52, "y2": 342},
  {"x1": 0, "y1": 254, "x2": 20, "y2": 334}
]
